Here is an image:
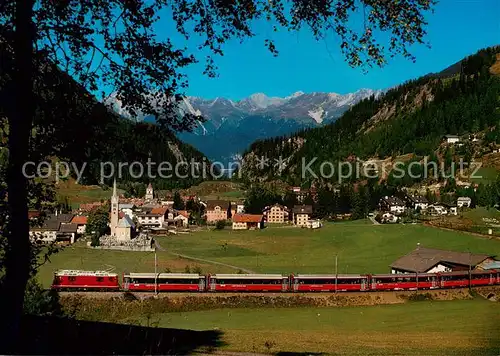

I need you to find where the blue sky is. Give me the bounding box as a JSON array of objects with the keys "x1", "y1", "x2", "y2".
[{"x1": 161, "y1": 0, "x2": 500, "y2": 100}]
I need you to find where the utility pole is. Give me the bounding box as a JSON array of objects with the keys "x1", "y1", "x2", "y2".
[
  {"x1": 335, "y1": 255, "x2": 338, "y2": 293},
  {"x1": 154, "y1": 246, "x2": 158, "y2": 295},
  {"x1": 468, "y1": 248, "x2": 472, "y2": 291}
]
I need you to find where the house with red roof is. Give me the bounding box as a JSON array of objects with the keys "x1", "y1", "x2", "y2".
[
  {"x1": 70, "y1": 215, "x2": 88, "y2": 234},
  {"x1": 232, "y1": 214, "x2": 264, "y2": 230}
]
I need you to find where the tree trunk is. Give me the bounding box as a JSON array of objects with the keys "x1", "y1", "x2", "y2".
[{"x1": 0, "y1": 0, "x2": 35, "y2": 352}]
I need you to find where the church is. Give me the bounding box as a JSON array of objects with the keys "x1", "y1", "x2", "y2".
[
  {"x1": 145, "y1": 182, "x2": 154, "y2": 201},
  {"x1": 110, "y1": 180, "x2": 136, "y2": 241}
]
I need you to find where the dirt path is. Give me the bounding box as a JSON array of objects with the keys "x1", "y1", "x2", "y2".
[{"x1": 154, "y1": 239, "x2": 256, "y2": 274}]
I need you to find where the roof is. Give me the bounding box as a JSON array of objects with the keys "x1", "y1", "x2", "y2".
[
  {"x1": 55, "y1": 270, "x2": 118, "y2": 277},
  {"x1": 232, "y1": 214, "x2": 263, "y2": 223},
  {"x1": 457, "y1": 197, "x2": 472, "y2": 201},
  {"x1": 380, "y1": 196, "x2": 405, "y2": 206},
  {"x1": 118, "y1": 215, "x2": 135, "y2": 228},
  {"x1": 151, "y1": 207, "x2": 168, "y2": 215},
  {"x1": 124, "y1": 273, "x2": 203, "y2": 279},
  {"x1": 406, "y1": 194, "x2": 428, "y2": 204},
  {"x1": 119, "y1": 203, "x2": 135, "y2": 209},
  {"x1": 390, "y1": 247, "x2": 494, "y2": 273},
  {"x1": 206, "y1": 200, "x2": 230, "y2": 210},
  {"x1": 295, "y1": 274, "x2": 363, "y2": 279},
  {"x1": 176, "y1": 210, "x2": 190, "y2": 218},
  {"x1": 41, "y1": 214, "x2": 75, "y2": 230},
  {"x1": 79, "y1": 202, "x2": 104, "y2": 212},
  {"x1": 293, "y1": 205, "x2": 313, "y2": 214},
  {"x1": 444, "y1": 134, "x2": 459, "y2": 138},
  {"x1": 263, "y1": 203, "x2": 287, "y2": 212},
  {"x1": 58, "y1": 223, "x2": 78, "y2": 233},
  {"x1": 212, "y1": 274, "x2": 286, "y2": 279},
  {"x1": 71, "y1": 215, "x2": 87, "y2": 225}
]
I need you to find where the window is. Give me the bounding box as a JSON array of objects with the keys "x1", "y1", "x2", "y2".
[{"x1": 96, "y1": 277, "x2": 104, "y2": 282}]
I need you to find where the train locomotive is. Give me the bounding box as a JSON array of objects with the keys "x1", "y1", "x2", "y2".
[{"x1": 51, "y1": 269, "x2": 500, "y2": 293}]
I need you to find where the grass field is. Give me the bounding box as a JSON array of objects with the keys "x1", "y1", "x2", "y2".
[
  {"x1": 126, "y1": 299, "x2": 500, "y2": 355},
  {"x1": 154, "y1": 221, "x2": 500, "y2": 275},
  {"x1": 37, "y1": 243, "x2": 235, "y2": 287},
  {"x1": 38, "y1": 221, "x2": 500, "y2": 287}
]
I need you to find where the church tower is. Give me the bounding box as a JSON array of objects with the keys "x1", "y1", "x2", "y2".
[
  {"x1": 110, "y1": 179, "x2": 119, "y2": 236},
  {"x1": 145, "y1": 183, "x2": 154, "y2": 201}
]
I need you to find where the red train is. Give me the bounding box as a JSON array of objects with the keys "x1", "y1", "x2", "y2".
[{"x1": 51, "y1": 269, "x2": 500, "y2": 293}]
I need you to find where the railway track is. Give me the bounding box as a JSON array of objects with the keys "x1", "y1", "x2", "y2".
[{"x1": 53, "y1": 285, "x2": 500, "y2": 299}]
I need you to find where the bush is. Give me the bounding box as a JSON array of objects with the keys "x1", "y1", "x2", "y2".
[
  {"x1": 184, "y1": 265, "x2": 191, "y2": 273},
  {"x1": 23, "y1": 278, "x2": 63, "y2": 317},
  {"x1": 192, "y1": 266, "x2": 203, "y2": 274},
  {"x1": 215, "y1": 220, "x2": 226, "y2": 230}
]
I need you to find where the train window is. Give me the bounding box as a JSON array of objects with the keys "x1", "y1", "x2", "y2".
[
  {"x1": 68, "y1": 276, "x2": 76, "y2": 282},
  {"x1": 96, "y1": 277, "x2": 103, "y2": 282}
]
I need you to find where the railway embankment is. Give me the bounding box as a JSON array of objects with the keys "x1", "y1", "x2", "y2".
[{"x1": 59, "y1": 286, "x2": 499, "y2": 321}]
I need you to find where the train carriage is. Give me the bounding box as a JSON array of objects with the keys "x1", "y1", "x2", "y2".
[
  {"x1": 208, "y1": 274, "x2": 289, "y2": 292},
  {"x1": 291, "y1": 274, "x2": 368, "y2": 292},
  {"x1": 369, "y1": 273, "x2": 439, "y2": 291},
  {"x1": 123, "y1": 273, "x2": 205, "y2": 292},
  {"x1": 438, "y1": 270, "x2": 498, "y2": 289},
  {"x1": 51, "y1": 270, "x2": 120, "y2": 291}
]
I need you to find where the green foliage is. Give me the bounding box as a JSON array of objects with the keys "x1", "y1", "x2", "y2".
[
  {"x1": 173, "y1": 191, "x2": 185, "y2": 210},
  {"x1": 242, "y1": 46, "x2": 500, "y2": 186},
  {"x1": 184, "y1": 265, "x2": 191, "y2": 273},
  {"x1": 23, "y1": 278, "x2": 63, "y2": 317},
  {"x1": 192, "y1": 266, "x2": 203, "y2": 275},
  {"x1": 86, "y1": 204, "x2": 109, "y2": 241},
  {"x1": 215, "y1": 220, "x2": 226, "y2": 230},
  {"x1": 244, "y1": 185, "x2": 281, "y2": 214}
]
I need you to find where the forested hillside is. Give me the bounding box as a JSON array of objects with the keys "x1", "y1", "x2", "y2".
[
  {"x1": 0, "y1": 42, "x2": 211, "y2": 192},
  {"x1": 240, "y1": 46, "x2": 500, "y2": 186}
]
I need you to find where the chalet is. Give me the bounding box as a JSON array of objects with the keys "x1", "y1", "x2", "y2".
[
  {"x1": 232, "y1": 214, "x2": 264, "y2": 230},
  {"x1": 457, "y1": 197, "x2": 472, "y2": 208},
  {"x1": 443, "y1": 134, "x2": 460, "y2": 144},
  {"x1": 293, "y1": 205, "x2": 313, "y2": 227},
  {"x1": 173, "y1": 210, "x2": 190, "y2": 227},
  {"x1": 404, "y1": 194, "x2": 429, "y2": 210},
  {"x1": 426, "y1": 204, "x2": 448, "y2": 216},
  {"x1": 378, "y1": 196, "x2": 405, "y2": 215},
  {"x1": 205, "y1": 200, "x2": 231, "y2": 224},
  {"x1": 136, "y1": 206, "x2": 167, "y2": 228},
  {"x1": 70, "y1": 215, "x2": 88, "y2": 234},
  {"x1": 390, "y1": 247, "x2": 496, "y2": 274},
  {"x1": 306, "y1": 219, "x2": 322, "y2": 229},
  {"x1": 30, "y1": 213, "x2": 78, "y2": 244},
  {"x1": 263, "y1": 204, "x2": 289, "y2": 224}
]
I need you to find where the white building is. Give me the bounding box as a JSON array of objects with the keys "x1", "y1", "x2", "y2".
[
  {"x1": 306, "y1": 220, "x2": 323, "y2": 229},
  {"x1": 110, "y1": 180, "x2": 135, "y2": 241},
  {"x1": 457, "y1": 197, "x2": 472, "y2": 208},
  {"x1": 444, "y1": 134, "x2": 460, "y2": 144},
  {"x1": 145, "y1": 183, "x2": 154, "y2": 201},
  {"x1": 379, "y1": 196, "x2": 406, "y2": 215}
]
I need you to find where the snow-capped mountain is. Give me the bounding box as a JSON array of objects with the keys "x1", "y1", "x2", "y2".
[
  {"x1": 111, "y1": 88, "x2": 382, "y2": 163},
  {"x1": 175, "y1": 89, "x2": 382, "y2": 162}
]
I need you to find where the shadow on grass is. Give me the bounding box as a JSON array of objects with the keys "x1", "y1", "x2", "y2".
[
  {"x1": 18, "y1": 315, "x2": 224, "y2": 355},
  {"x1": 275, "y1": 353, "x2": 326, "y2": 356}
]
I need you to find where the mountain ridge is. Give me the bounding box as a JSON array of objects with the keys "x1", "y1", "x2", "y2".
[{"x1": 173, "y1": 88, "x2": 383, "y2": 163}]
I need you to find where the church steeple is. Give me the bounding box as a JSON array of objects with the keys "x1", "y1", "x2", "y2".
[{"x1": 110, "y1": 178, "x2": 119, "y2": 236}]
